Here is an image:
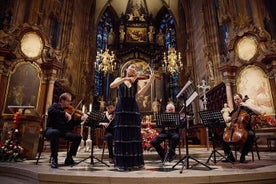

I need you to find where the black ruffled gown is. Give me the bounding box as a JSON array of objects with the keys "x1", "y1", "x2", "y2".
[{"x1": 113, "y1": 81, "x2": 144, "y2": 170}]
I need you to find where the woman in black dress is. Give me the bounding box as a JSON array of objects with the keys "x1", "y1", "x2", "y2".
[{"x1": 110, "y1": 64, "x2": 156, "y2": 171}]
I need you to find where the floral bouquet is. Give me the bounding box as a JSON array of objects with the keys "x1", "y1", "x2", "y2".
[
  {"x1": 253, "y1": 115, "x2": 276, "y2": 129},
  {"x1": 0, "y1": 130, "x2": 24, "y2": 162}
]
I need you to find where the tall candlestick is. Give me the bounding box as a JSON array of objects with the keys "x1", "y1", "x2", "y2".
[
  {"x1": 89, "y1": 103, "x2": 92, "y2": 112},
  {"x1": 82, "y1": 105, "x2": 86, "y2": 113}
]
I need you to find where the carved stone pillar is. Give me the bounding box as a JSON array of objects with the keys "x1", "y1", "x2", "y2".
[
  {"x1": 41, "y1": 61, "x2": 62, "y2": 114},
  {"x1": 219, "y1": 65, "x2": 238, "y2": 110}
]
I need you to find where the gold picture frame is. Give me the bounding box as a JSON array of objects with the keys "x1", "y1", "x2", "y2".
[
  {"x1": 4, "y1": 62, "x2": 41, "y2": 114},
  {"x1": 126, "y1": 27, "x2": 147, "y2": 43}
]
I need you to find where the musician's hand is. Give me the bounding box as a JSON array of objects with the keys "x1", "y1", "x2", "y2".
[
  {"x1": 65, "y1": 112, "x2": 72, "y2": 121},
  {"x1": 99, "y1": 122, "x2": 109, "y2": 128},
  {"x1": 125, "y1": 76, "x2": 136, "y2": 83},
  {"x1": 149, "y1": 74, "x2": 156, "y2": 82},
  {"x1": 107, "y1": 114, "x2": 114, "y2": 121},
  {"x1": 81, "y1": 114, "x2": 88, "y2": 121},
  {"x1": 226, "y1": 116, "x2": 232, "y2": 123}
]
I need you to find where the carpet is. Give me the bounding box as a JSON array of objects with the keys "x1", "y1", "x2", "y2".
[{"x1": 210, "y1": 159, "x2": 276, "y2": 169}]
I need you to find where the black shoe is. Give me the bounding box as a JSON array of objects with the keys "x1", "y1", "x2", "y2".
[
  {"x1": 51, "y1": 159, "x2": 58, "y2": 168},
  {"x1": 109, "y1": 157, "x2": 114, "y2": 164},
  {"x1": 222, "y1": 153, "x2": 236, "y2": 163},
  {"x1": 167, "y1": 153, "x2": 176, "y2": 162},
  {"x1": 64, "y1": 157, "x2": 75, "y2": 165},
  {"x1": 240, "y1": 156, "x2": 247, "y2": 163}
]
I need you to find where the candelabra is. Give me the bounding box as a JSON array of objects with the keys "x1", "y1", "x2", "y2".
[
  {"x1": 162, "y1": 47, "x2": 183, "y2": 75},
  {"x1": 95, "y1": 49, "x2": 116, "y2": 75}
]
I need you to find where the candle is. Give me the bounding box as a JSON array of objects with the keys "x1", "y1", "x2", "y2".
[
  {"x1": 89, "y1": 103, "x2": 92, "y2": 112},
  {"x1": 82, "y1": 105, "x2": 85, "y2": 113}
]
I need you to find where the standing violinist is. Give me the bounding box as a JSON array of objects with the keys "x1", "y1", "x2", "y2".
[
  {"x1": 99, "y1": 101, "x2": 115, "y2": 164},
  {"x1": 45, "y1": 92, "x2": 88, "y2": 168},
  {"x1": 110, "y1": 63, "x2": 156, "y2": 171},
  {"x1": 222, "y1": 93, "x2": 262, "y2": 163}
]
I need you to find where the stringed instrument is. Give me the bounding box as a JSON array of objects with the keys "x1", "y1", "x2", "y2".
[{"x1": 223, "y1": 98, "x2": 250, "y2": 144}]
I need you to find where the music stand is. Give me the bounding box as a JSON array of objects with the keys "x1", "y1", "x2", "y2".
[
  {"x1": 72, "y1": 110, "x2": 109, "y2": 167},
  {"x1": 199, "y1": 110, "x2": 233, "y2": 164},
  {"x1": 173, "y1": 81, "x2": 211, "y2": 173},
  {"x1": 156, "y1": 113, "x2": 180, "y2": 166}
]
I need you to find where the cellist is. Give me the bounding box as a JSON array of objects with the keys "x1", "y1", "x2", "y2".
[{"x1": 221, "y1": 93, "x2": 263, "y2": 163}]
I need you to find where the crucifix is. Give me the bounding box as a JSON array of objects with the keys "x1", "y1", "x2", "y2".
[{"x1": 198, "y1": 80, "x2": 211, "y2": 150}]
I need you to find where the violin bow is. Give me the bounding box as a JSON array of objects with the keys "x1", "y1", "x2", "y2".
[{"x1": 70, "y1": 99, "x2": 84, "y2": 116}]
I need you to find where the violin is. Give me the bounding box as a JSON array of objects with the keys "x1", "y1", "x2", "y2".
[
  {"x1": 135, "y1": 74, "x2": 162, "y2": 81},
  {"x1": 64, "y1": 105, "x2": 83, "y2": 118}
]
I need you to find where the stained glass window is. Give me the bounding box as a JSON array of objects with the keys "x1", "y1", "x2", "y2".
[
  {"x1": 94, "y1": 10, "x2": 114, "y2": 97},
  {"x1": 159, "y1": 12, "x2": 178, "y2": 101}
]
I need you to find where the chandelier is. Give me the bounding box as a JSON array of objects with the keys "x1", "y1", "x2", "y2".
[
  {"x1": 95, "y1": 48, "x2": 116, "y2": 75},
  {"x1": 162, "y1": 47, "x2": 183, "y2": 75}
]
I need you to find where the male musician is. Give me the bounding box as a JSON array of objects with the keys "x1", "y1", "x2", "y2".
[
  {"x1": 151, "y1": 103, "x2": 180, "y2": 162},
  {"x1": 99, "y1": 101, "x2": 115, "y2": 163},
  {"x1": 222, "y1": 93, "x2": 262, "y2": 163},
  {"x1": 45, "y1": 92, "x2": 88, "y2": 168}
]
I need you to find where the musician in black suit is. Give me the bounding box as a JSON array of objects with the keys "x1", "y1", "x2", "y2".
[
  {"x1": 99, "y1": 101, "x2": 115, "y2": 163},
  {"x1": 151, "y1": 103, "x2": 180, "y2": 162},
  {"x1": 45, "y1": 92, "x2": 88, "y2": 168}
]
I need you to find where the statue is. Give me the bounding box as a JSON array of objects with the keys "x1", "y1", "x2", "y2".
[
  {"x1": 108, "y1": 28, "x2": 115, "y2": 45},
  {"x1": 119, "y1": 25, "x2": 125, "y2": 43},
  {"x1": 156, "y1": 29, "x2": 164, "y2": 46},
  {"x1": 221, "y1": 103, "x2": 231, "y2": 125},
  {"x1": 148, "y1": 26, "x2": 155, "y2": 43},
  {"x1": 152, "y1": 98, "x2": 161, "y2": 114}
]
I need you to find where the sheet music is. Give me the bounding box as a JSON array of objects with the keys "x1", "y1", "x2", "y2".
[
  {"x1": 199, "y1": 110, "x2": 226, "y2": 127},
  {"x1": 156, "y1": 113, "x2": 180, "y2": 128},
  {"x1": 176, "y1": 80, "x2": 198, "y2": 106}
]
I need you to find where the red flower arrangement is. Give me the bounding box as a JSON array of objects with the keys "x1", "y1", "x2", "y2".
[
  {"x1": 0, "y1": 132, "x2": 24, "y2": 162},
  {"x1": 0, "y1": 112, "x2": 24, "y2": 162},
  {"x1": 141, "y1": 123, "x2": 159, "y2": 151},
  {"x1": 252, "y1": 115, "x2": 276, "y2": 129}
]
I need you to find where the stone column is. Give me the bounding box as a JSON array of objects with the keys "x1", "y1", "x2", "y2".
[
  {"x1": 219, "y1": 65, "x2": 238, "y2": 111},
  {"x1": 225, "y1": 80, "x2": 234, "y2": 110}
]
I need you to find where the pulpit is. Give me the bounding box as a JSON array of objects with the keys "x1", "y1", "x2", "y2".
[{"x1": 1, "y1": 106, "x2": 41, "y2": 159}]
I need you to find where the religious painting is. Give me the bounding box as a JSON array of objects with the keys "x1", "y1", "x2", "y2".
[
  {"x1": 126, "y1": 27, "x2": 147, "y2": 43},
  {"x1": 237, "y1": 65, "x2": 275, "y2": 116},
  {"x1": 121, "y1": 60, "x2": 152, "y2": 112},
  {"x1": 4, "y1": 63, "x2": 41, "y2": 114}
]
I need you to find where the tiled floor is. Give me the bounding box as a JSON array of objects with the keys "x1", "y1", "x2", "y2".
[{"x1": 0, "y1": 147, "x2": 276, "y2": 184}]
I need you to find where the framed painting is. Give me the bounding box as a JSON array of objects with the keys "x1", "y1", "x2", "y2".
[
  {"x1": 237, "y1": 65, "x2": 275, "y2": 116},
  {"x1": 4, "y1": 63, "x2": 41, "y2": 114},
  {"x1": 126, "y1": 27, "x2": 147, "y2": 43}
]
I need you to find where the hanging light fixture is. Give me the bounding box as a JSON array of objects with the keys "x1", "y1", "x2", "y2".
[
  {"x1": 95, "y1": 48, "x2": 116, "y2": 75},
  {"x1": 162, "y1": 47, "x2": 183, "y2": 75}
]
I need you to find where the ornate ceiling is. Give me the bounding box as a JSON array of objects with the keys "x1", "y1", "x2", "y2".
[{"x1": 95, "y1": 0, "x2": 180, "y2": 25}]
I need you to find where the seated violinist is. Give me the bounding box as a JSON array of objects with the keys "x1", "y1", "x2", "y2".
[
  {"x1": 45, "y1": 92, "x2": 88, "y2": 168},
  {"x1": 221, "y1": 93, "x2": 263, "y2": 163},
  {"x1": 99, "y1": 101, "x2": 115, "y2": 164}
]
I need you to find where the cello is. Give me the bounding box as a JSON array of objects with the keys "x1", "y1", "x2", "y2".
[{"x1": 223, "y1": 98, "x2": 250, "y2": 144}]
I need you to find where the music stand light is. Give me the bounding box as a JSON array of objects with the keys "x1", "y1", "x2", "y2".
[
  {"x1": 199, "y1": 110, "x2": 233, "y2": 164},
  {"x1": 72, "y1": 110, "x2": 109, "y2": 167}
]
